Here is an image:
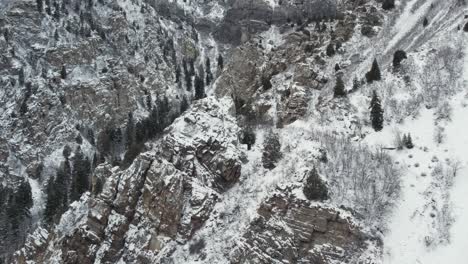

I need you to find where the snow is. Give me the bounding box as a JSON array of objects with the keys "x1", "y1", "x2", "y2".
[
  {"x1": 363, "y1": 89, "x2": 468, "y2": 262},
  {"x1": 384, "y1": 0, "x2": 434, "y2": 54}
]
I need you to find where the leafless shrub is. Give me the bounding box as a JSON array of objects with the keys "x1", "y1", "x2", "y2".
[{"x1": 308, "y1": 130, "x2": 402, "y2": 226}]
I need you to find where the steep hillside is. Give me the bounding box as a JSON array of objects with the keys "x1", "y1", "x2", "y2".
[{"x1": 0, "y1": 0, "x2": 467, "y2": 263}]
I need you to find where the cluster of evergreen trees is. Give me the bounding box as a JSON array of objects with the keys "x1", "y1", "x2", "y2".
[
  {"x1": 0, "y1": 180, "x2": 33, "y2": 255},
  {"x1": 44, "y1": 146, "x2": 91, "y2": 224},
  {"x1": 262, "y1": 131, "x2": 282, "y2": 169}
]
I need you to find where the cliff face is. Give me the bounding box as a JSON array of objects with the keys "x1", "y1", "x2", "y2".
[{"x1": 4, "y1": 0, "x2": 465, "y2": 263}]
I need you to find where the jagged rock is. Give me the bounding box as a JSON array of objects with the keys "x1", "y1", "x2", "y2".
[{"x1": 232, "y1": 195, "x2": 374, "y2": 264}]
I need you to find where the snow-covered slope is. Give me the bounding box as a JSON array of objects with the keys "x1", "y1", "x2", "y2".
[{"x1": 1, "y1": 0, "x2": 468, "y2": 263}]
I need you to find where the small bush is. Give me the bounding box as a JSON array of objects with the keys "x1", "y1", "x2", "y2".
[{"x1": 303, "y1": 167, "x2": 328, "y2": 201}]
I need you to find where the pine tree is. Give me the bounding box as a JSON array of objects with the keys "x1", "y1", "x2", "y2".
[
  {"x1": 194, "y1": 75, "x2": 205, "y2": 100},
  {"x1": 261, "y1": 76, "x2": 272, "y2": 90},
  {"x1": 53, "y1": 0, "x2": 60, "y2": 20},
  {"x1": 382, "y1": 0, "x2": 395, "y2": 10},
  {"x1": 463, "y1": 22, "x2": 468, "y2": 32},
  {"x1": 393, "y1": 50, "x2": 407, "y2": 69},
  {"x1": 45, "y1": 0, "x2": 51, "y2": 15},
  {"x1": 334, "y1": 63, "x2": 340, "y2": 72},
  {"x1": 180, "y1": 96, "x2": 189, "y2": 113},
  {"x1": 326, "y1": 43, "x2": 335, "y2": 57},
  {"x1": 370, "y1": 90, "x2": 384, "y2": 131},
  {"x1": 303, "y1": 167, "x2": 328, "y2": 201},
  {"x1": 262, "y1": 131, "x2": 282, "y2": 169},
  {"x1": 366, "y1": 59, "x2": 382, "y2": 83},
  {"x1": 423, "y1": 17, "x2": 428, "y2": 27},
  {"x1": 205, "y1": 58, "x2": 212, "y2": 85},
  {"x1": 60, "y1": 65, "x2": 67, "y2": 79},
  {"x1": 71, "y1": 147, "x2": 90, "y2": 202},
  {"x1": 44, "y1": 178, "x2": 59, "y2": 223},
  {"x1": 352, "y1": 77, "x2": 360, "y2": 91},
  {"x1": 333, "y1": 76, "x2": 346, "y2": 97},
  {"x1": 405, "y1": 133, "x2": 414, "y2": 149},
  {"x1": 36, "y1": 0, "x2": 43, "y2": 12},
  {"x1": 241, "y1": 127, "x2": 256, "y2": 150},
  {"x1": 125, "y1": 112, "x2": 135, "y2": 149},
  {"x1": 18, "y1": 67, "x2": 25, "y2": 86},
  {"x1": 401, "y1": 134, "x2": 408, "y2": 149},
  {"x1": 217, "y1": 54, "x2": 224, "y2": 70}
]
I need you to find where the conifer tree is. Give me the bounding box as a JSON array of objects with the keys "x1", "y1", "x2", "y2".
[
  {"x1": 18, "y1": 67, "x2": 25, "y2": 86},
  {"x1": 333, "y1": 76, "x2": 346, "y2": 97},
  {"x1": 370, "y1": 90, "x2": 384, "y2": 131},
  {"x1": 326, "y1": 43, "x2": 335, "y2": 57},
  {"x1": 45, "y1": 0, "x2": 51, "y2": 15},
  {"x1": 44, "y1": 178, "x2": 59, "y2": 223},
  {"x1": 205, "y1": 58, "x2": 212, "y2": 85},
  {"x1": 393, "y1": 50, "x2": 407, "y2": 69},
  {"x1": 334, "y1": 63, "x2": 340, "y2": 72},
  {"x1": 463, "y1": 22, "x2": 468, "y2": 32},
  {"x1": 423, "y1": 17, "x2": 428, "y2": 27},
  {"x1": 217, "y1": 54, "x2": 224, "y2": 70},
  {"x1": 180, "y1": 96, "x2": 189, "y2": 113},
  {"x1": 262, "y1": 131, "x2": 282, "y2": 169},
  {"x1": 60, "y1": 65, "x2": 67, "y2": 79},
  {"x1": 366, "y1": 59, "x2": 382, "y2": 83},
  {"x1": 125, "y1": 112, "x2": 135, "y2": 149},
  {"x1": 36, "y1": 0, "x2": 43, "y2": 12},
  {"x1": 71, "y1": 147, "x2": 90, "y2": 202},
  {"x1": 303, "y1": 167, "x2": 328, "y2": 201},
  {"x1": 382, "y1": 0, "x2": 395, "y2": 10},
  {"x1": 241, "y1": 127, "x2": 256, "y2": 150},
  {"x1": 405, "y1": 133, "x2": 414, "y2": 149},
  {"x1": 194, "y1": 75, "x2": 205, "y2": 100}
]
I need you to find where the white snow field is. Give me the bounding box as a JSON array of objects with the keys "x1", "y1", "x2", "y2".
[{"x1": 363, "y1": 31, "x2": 468, "y2": 263}]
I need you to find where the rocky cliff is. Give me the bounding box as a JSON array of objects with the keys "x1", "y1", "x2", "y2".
[{"x1": 2, "y1": 0, "x2": 463, "y2": 263}]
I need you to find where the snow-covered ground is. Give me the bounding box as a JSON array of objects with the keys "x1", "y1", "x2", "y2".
[{"x1": 363, "y1": 33, "x2": 468, "y2": 263}]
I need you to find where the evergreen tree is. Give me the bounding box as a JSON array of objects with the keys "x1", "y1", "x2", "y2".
[
  {"x1": 36, "y1": 0, "x2": 43, "y2": 12},
  {"x1": 366, "y1": 59, "x2": 382, "y2": 83},
  {"x1": 262, "y1": 131, "x2": 282, "y2": 169},
  {"x1": 463, "y1": 22, "x2": 468, "y2": 32},
  {"x1": 125, "y1": 112, "x2": 135, "y2": 149},
  {"x1": 401, "y1": 134, "x2": 408, "y2": 149},
  {"x1": 333, "y1": 76, "x2": 346, "y2": 97},
  {"x1": 60, "y1": 65, "x2": 67, "y2": 79},
  {"x1": 18, "y1": 67, "x2": 25, "y2": 86},
  {"x1": 382, "y1": 0, "x2": 395, "y2": 10},
  {"x1": 45, "y1": 0, "x2": 51, "y2": 15},
  {"x1": 423, "y1": 17, "x2": 428, "y2": 27},
  {"x1": 175, "y1": 65, "x2": 181, "y2": 83},
  {"x1": 53, "y1": 0, "x2": 60, "y2": 20},
  {"x1": 44, "y1": 178, "x2": 59, "y2": 223},
  {"x1": 71, "y1": 147, "x2": 90, "y2": 202},
  {"x1": 241, "y1": 127, "x2": 256, "y2": 150},
  {"x1": 352, "y1": 77, "x2": 360, "y2": 91},
  {"x1": 205, "y1": 58, "x2": 212, "y2": 85},
  {"x1": 405, "y1": 133, "x2": 414, "y2": 149},
  {"x1": 217, "y1": 54, "x2": 224, "y2": 70},
  {"x1": 334, "y1": 63, "x2": 340, "y2": 72},
  {"x1": 194, "y1": 75, "x2": 205, "y2": 100},
  {"x1": 261, "y1": 76, "x2": 272, "y2": 91},
  {"x1": 370, "y1": 90, "x2": 384, "y2": 131},
  {"x1": 393, "y1": 50, "x2": 407, "y2": 69},
  {"x1": 303, "y1": 167, "x2": 328, "y2": 201},
  {"x1": 326, "y1": 43, "x2": 335, "y2": 57},
  {"x1": 180, "y1": 96, "x2": 189, "y2": 113}
]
